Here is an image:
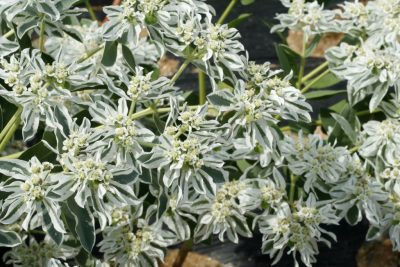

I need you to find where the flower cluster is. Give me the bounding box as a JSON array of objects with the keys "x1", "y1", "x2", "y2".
[
  {"x1": 99, "y1": 207, "x2": 171, "y2": 267},
  {"x1": 359, "y1": 119, "x2": 400, "y2": 163},
  {"x1": 4, "y1": 237, "x2": 79, "y2": 267},
  {"x1": 271, "y1": 0, "x2": 338, "y2": 39},
  {"x1": 0, "y1": 157, "x2": 65, "y2": 234},
  {"x1": 279, "y1": 131, "x2": 348, "y2": 192},
  {"x1": 257, "y1": 195, "x2": 340, "y2": 267},
  {"x1": 193, "y1": 180, "x2": 253, "y2": 243}
]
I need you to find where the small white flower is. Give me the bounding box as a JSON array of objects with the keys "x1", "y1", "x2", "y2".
[
  {"x1": 359, "y1": 119, "x2": 400, "y2": 163},
  {"x1": 0, "y1": 157, "x2": 65, "y2": 234},
  {"x1": 4, "y1": 236, "x2": 79, "y2": 267},
  {"x1": 279, "y1": 131, "x2": 348, "y2": 192}
]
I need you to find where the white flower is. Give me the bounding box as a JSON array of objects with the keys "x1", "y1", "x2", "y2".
[
  {"x1": 99, "y1": 207, "x2": 172, "y2": 267},
  {"x1": 271, "y1": 0, "x2": 338, "y2": 39},
  {"x1": 193, "y1": 181, "x2": 252, "y2": 243},
  {"x1": 359, "y1": 119, "x2": 400, "y2": 163},
  {"x1": 326, "y1": 42, "x2": 400, "y2": 111},
  {"x1": 4, "y1": 236, "x2": 79, "y2": 267},
  {"x1": 0, "y1": 50, "x2": 74, "y2": 141},
  {"x1": 0, "y1": 157, "x2": 65, "y2": 234},
  {"x1": 237, "y1": 168, "x2": 287, "y2": 211},
  {"x1": 89, "y1": 98, "x2": 155, "y2": 165},
  {"x1": 279, "y1": 131, "x2": 348, "y2": 192},
  {"x1": 337, "y1": 1, "x2": 369, "y2": 34},
  {"x1": 379, "y1": 157, "x2": 400, "y2": 202},
  {"x1": 257, "y1": 195, "x2": 339, "y2": 267},
  {"x1": 381, "y1": 192, "x2": 400, "y2": 250},
  {"x1": 56, "y1": 153, "x2": 140, "y2": 229},
  {"x1": 330, "y1": 154, "x2": 387, "y2": 225}
]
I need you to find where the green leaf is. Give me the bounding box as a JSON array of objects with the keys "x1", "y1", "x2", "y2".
[
  {"x1": 0, "y1": 97, "x2": 18, "y2": 132},
  {"x1": 152, "y1": 111, "x2": 165, "y2": 135},
  {"x1": 331, "y1": 113, "x2": 357, "y2": 144},
  {"x1": 0, "y1": 38, "x2": 19, "y2": 57},
  {"x1": 43, "y1": 210, "x2": 63, "y2": 245},
  {"x1": 274, "y1": 44, "x2": 300, "y2": 75},
  {"x1": 346, "y1": 205, "x2": 361, "y2": 225},
  {"x1": 19, "y1": 132, "x2": 57, "y2": 162},
  {"x1": 16, "y1": 18, "x2": 37, "y2": 38},
  {"x1": 121, "y1": 44, "x2": 136, "y2": 72},
  {"x1": 101, "y1": 41, "x2": 118, "y2": 67},
  {"x1": 75, "y1": 249, "x2": 95, "y2": 267},
  {"x1": 217, "y1": 81, "x2": 233, "y2": 91},
  {"x1": 0, "y1": 229, "x2": 21, "y2": 247},
  {"x1": 66, "y1": 198, "x2": 95, "y2": 253},
  {"x1": 304, "y1": 89, "x2": 346, "y2": 100},
  {"x1": 329, "y1": 99, "x2": 348, "y2": 113},
  {"x1": 37, "y1": 2, "x2": 60, "y2": 20},
  {"x1": 366, "y1": 226, "x2": 381, "y2": 241},
  {"x1": 207, "y1": 90, "x2": 234, "y2": 108},
  {"x1": 305, "y1": 34, "x2": 321, "y2": 57},
  {"x1": 241, "y1": 0, "x2": 255, "y2": 5},
  {"x1": 304, "y1": 71, "x2": 342, "y2": 89},
  {"x1": 321, "y1": 101, "x2": 359, "y2": 146},
  {"x1": 228, "y1": 13, "x2": 252, "y2": 28},
  {"x1": 236, "y1": 159, "x2": 251, "y2": 173},
  {"x1": 157, "y1": 191, "x2": 168, "y2": 220},
  {"x1": 62, "y1": 27, "x2": 83, "y2": 43}
]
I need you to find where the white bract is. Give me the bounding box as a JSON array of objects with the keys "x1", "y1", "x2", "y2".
[{"x1": 279, "y1": 132, "x2": 348, "y2": 192}]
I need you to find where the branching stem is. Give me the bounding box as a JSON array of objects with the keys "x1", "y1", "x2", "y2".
[
  {"x1": 3, "y1": 29, "x2": 15, "y2": 39},
  {"x1": 130, "y1": 105, "x2": 200, "y2": 121},
  {"x1": 198, "y1": 71, "x2": 206, "y2": 104},
  {"x1": 301, "y1": 61, "x2": 329, "y2": 84},
  {"x1": 0, "y1": 107, "x2": 22, "y2": 153},
  {"x1": 172, "y1": 239, "x2": 193, "y2": 267},
  {"x1": 77, "y1": 44, "x2": 105, "y2": 63},
  {"x1": 300, "y1": 69, "x2": 331, "y2": 94},
  {"x1": 216, "y1": 0, "x2": 239, "y2": 25},
  {"x1": 170, "y1": 59, "x2": 191, "y2": 84},
  {"x1": 128, "y1": 101, "x2": 136, "y2": 117},
  {"x1": 85, "y1": 0, "x2": 97, "y2": 21},
  {"x1": 296, "y1": 35, "x2": 307, "y2": 90},
  {"x1": 39, "y1": 16, "x2": 46, "y2": 52},
  {"x1": 289, "y1": 174, "x2": 298, "y2": 208}
]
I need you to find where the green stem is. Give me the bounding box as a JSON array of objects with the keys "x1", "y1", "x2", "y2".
[
  {"x1": 349, "y1": 146, "x2": 359, "y2": 154},
  {"x1": 0, "y1": 151, "x2": 23, "y2": 159},
  {"x1": 3, "y1": 29, "x2": 15, "y2": 39},
  {"x1": 77, "y1": 44, "x2": 105, "y2": 63},
  {"x1": 289, "y1": 174, "x2": 298, "y2": 208},
  {"x1": 130, "y1": 105, "x2": 200, "y2": 121},
  {"x1": 39, "y1": 16, "x2": 46, "y2": 52},
  {"x1": 296, "y1": 35, "x2": 307, "y2": 90},
  {"x1": 301, "y1": 61, "x2": 329, "y2": 84},
  {"x1": 0, "y1": 107, "x2": 22, "y2": 143},
  {"x1": 0, "y1": 117, "x2": 20, "y2": 153},
  {"x1": 172, "y1": 239, "x2": 194, "y2": 267},
  {"x1": 216, "y1": 0, "x2": 239, "y2": 25},
  {"x1": 280, "y1": 125, "x2": 291, "y2": 132},
  {"x1": 27, "y1": 229, "x2": 46, "y2": 235},
  {"x1": 300, "y1": 69, "x2": 330, "y2": 94},
  {"x1": 198, "y1": 71, "x2": 206, "y2": 104},
  {"x1": 84, "y1": 0, "x2": 97, "y2": 21},
  {"x1": 170, "y1": 59, "x2": 191, "y2": 84},
  {"x1": 356, "y1": 109, "x2": 381, "y2": 117},
  {"x1": 128, "y1": 101, "x2": 136, "y2": 117}
]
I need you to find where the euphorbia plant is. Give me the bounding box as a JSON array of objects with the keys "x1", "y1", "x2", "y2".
[{"x1": 0, "y1": 0, "x2": 399, "y2": 266}]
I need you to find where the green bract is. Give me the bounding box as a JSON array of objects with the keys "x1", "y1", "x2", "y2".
[{"x1": 0, "y1": 0, "x2": 399, "y2": 266}]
